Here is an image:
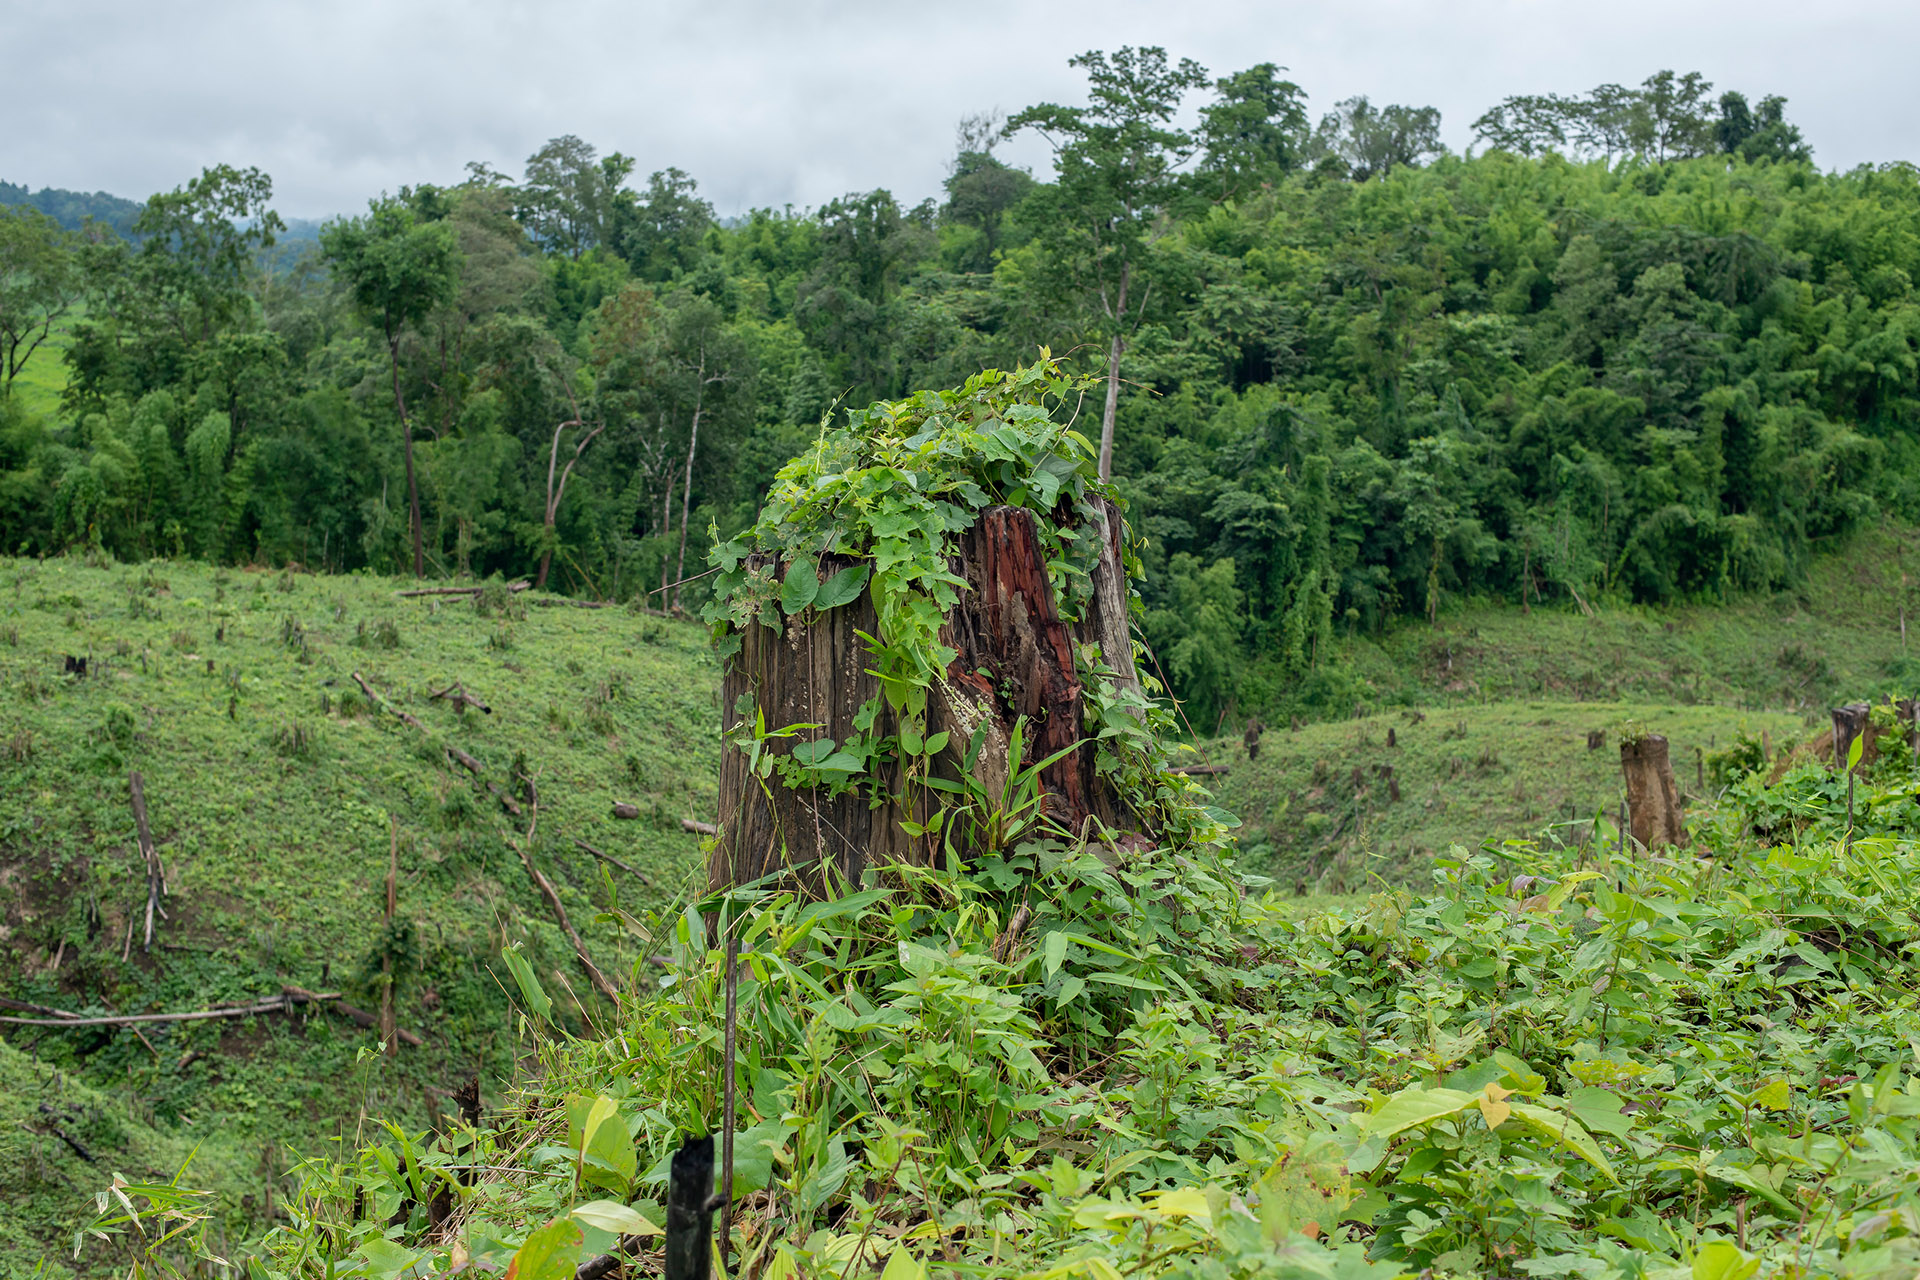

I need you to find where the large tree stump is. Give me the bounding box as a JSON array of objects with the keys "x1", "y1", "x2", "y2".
[
  {"x1": 1620, "y1": 733, "x2": 1685, "y2": 852},
  {"x1": 710, "y1": 500, "x2": 1139, "y2": 893}
]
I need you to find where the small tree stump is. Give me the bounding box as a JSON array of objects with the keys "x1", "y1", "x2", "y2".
[
  {"x1": 1620, "y1": 733, "x2": 1685, "y2": 851},
  {"x1": 1831, "y1": 702, "x2": 1871, "y2": 770}
]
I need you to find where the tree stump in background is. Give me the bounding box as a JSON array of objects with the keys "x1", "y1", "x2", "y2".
[
  {"x1": 1831, "y1": 702, "x2": 1871, "y2": 770},
  {"x1": 1620, "y1": 733, "x2": 1685, "y2": 852},
  {"x1": 710, "y1": 499, "x2": 1140, "y2": 894}
]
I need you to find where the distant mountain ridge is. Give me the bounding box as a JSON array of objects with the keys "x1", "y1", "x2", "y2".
[
  {"x1": 1, "y1": 181, "x2": 326, "y2": 245},
  {"x1": 0, "y1": 180, "x2": 142, "y2": 234}
]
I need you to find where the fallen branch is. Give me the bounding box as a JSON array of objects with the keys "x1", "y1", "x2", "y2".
[
  {"x1": 515, "y1": 780, "x2": 619, "y2": 1002},
  {"x1": 354, "y1": 671, "x2": 522, "y2": 816},
  {"x1": 681, "y1": 818, "x2": 718, "y2": 836},
  {"x1": 1168, "y1": 765, "x2": 1230, "y2": 776},
  {"x1": 525, "y1": 597, "x2": 619, "y2": 610},
  {"x1": 0, "y1": 989, "x2": 340, "y2": 1029},
  {"x1": 396, "y1": 582, "x2": 529, "y2": 599},
  {"x1": 573, "y1": 839, "x2": 652, "y2": 886},
  {"x1": 428, "y1": 682, "x2": 493, "y2": 715},
  {"x1": 283, "y1": 985, "x2": 425, "y2": 1047}
]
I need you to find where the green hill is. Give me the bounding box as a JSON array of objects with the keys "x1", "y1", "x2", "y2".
[{"x1": 0, "y1": 555, "x2": 716, "y2": 1270}]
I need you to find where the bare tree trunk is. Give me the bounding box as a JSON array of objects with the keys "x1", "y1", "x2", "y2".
[
  {"x1": 711, "y1": 499, "x2": 1140, "y2": 894},
  {"x1": 1620, "y1": 733, "x2": 1685, "y2": 852},
  {"x1": 658, "y1": 471, "x2": 674, "y2": 601},
  {"x1": 673, "y1": 405, "x2": 702, "y2": 611},
  {"x1": 389, "y1": 333, "x2": 424, "y2": 578},
  {"x1": 1097, "y1": 263, "x2": 1131, "y2": 483}
]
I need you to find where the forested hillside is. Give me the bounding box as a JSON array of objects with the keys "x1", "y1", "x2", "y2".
[{"x1": 4, "y1": 57, "x2": 1909, "y2": 724}]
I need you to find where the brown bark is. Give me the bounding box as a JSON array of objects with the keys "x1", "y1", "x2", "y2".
[
  {"x1": 1831, "y1": 702, "x2": 1872, "y2": 769},
  {"x1": 1620, "y1": 733, "x2": 1686, "y2": 852},
  {"x1": 710, "y1": 499, "x2": 1140, "y2": 894}
]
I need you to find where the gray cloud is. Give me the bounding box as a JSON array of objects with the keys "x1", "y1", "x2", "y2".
[{"x1": 5, "y1": 0, "x2": 1911, "y2": 219}]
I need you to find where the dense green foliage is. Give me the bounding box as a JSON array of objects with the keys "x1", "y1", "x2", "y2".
[
  {"x1": 4, "y1": 55, "x2": 1905, "y2": 726},
  {"x1": 232, "y1": 748, "x2": 1920, "y2": 1278}
]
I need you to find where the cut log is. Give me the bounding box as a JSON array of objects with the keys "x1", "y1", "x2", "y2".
[
  {"x1": 681, "y1": 818, "x2": 718, "y2": 836},
  {"x1": 1620, "y1": 733, "x2": 1686, "y2": 852},
  {"x1": 612, "y1": 802, "x2": 642, "y2": 820},
  {"x1": 711, "y1": 499, "x2": 1140, "y2": 894},
  {"x1": 1168, "y1": 765, "x2": 1229, "y2": 776},
  {"x1": 428, "y1": 682, "x2": 493, "y2": 715}
]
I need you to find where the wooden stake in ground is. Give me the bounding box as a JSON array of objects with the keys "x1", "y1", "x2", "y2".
[
  {"x1": 1831, "y1": 702, "x2": 1872, "y2": 770},
  {"x1": 1619, "y1": 733, "x2": 1686, "y2": 852},
  {"x1": 129, "y1": 771, "x2": 165, "y2": 953}
]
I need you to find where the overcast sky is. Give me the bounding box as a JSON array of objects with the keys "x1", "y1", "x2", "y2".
[{"x1": 6, "y1": 0, "x2": 1914, "y2": 220}]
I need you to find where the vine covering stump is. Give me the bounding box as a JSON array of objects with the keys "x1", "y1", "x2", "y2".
[{"x1": 702, "y1": 361, "x2": 1209, "y2": 896}]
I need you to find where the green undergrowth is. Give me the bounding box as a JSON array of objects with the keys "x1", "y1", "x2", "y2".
[
  {"x1": 1208, "y1": 701, "x2": 1806, "y2": 889},
  {"x1": 0, "y1": 554, "x2": 717, "y2": 1273},
  {"x1": 243, "y1": 814, "x2": 1920, "y2": 1278}
]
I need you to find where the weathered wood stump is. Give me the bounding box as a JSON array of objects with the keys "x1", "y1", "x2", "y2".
[
  {"x1": 1620, "y1": 733, "x2": 1685, "y2": 852},
  {"x1": 1831, "y1": 702, "x2": 1871, "y2": 770},
  {"x1": 710, "y1": 499, "x2": 1140, "y2": 894}
]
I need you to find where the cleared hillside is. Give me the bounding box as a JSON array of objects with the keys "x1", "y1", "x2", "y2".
[{"x1": 0, "y1": 555, "x2": 717, "y2": 1268}]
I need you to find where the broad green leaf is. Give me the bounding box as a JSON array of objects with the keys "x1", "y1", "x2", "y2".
[
  {"x1": 1507, "y1": 1101, "x2": 1617, "y2": 1184},
  {"x1": 813, "y1": 564, "x2": 870, "y2": 611},
  {"x1": 1147, "y1": 1186, "x2": 1212, "y2": 1223},
  {"x1": 503, "y1": 1219, "x2": 582, "y2": 1280},
  {"x1": 1359, "y1": 1087, "x2": 1477, "y2": 1139},
  {"x1": 1043, "y1": 930, "x2": 1068, "y2": 978},
  {"x1": 878, "y1": 1247, "x2": 927, "y2": 1280},
  {"x1": 780, "y1": 560, "x2": 820, "y2": 615},
  {"x1": 1847, "y1": 732, "x2": 1865, "y2": 771},
  {"x1": 1692, "y1": 1240, "x2": 1758, "y2": 1280},
  {"x1": 789, "y1": 738, "x2": 838, "y2": 766},
  {"x1": 1752, "y1": 1078, "x2": 1791, "y2": 1111},
  {"x1": 353, "y1": 1239, "x2": 427, "y2": 1280},
  {"x1": 569, "y1": 1201, "x2": 660, "y2": 1237},
  {"x1": 583, "y1": 1099, "x2": 635, "y2": 1190}
]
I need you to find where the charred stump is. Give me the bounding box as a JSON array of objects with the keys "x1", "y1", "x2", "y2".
[
  {"x1": 1620, "y1": 733, "x2": 1685, "y2": 852},
  {"x1": 711, "y1": 500, "x2": 1139, "y2": 894}
]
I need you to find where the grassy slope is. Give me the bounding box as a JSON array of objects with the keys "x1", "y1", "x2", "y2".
[
  {"x1": 9, "y1": 323, "x2": 72, "y2": 422},
  {"x1": 0, "y1": 556, "x2": 716, "y2": 1273},
  {"x1": 1208, "y1": 523, "x2": 1915, "y2": 886}
]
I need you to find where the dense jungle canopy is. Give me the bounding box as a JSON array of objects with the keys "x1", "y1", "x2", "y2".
[{"x1": 2, "y1": 55, "x2": 1909, "y2": 725}]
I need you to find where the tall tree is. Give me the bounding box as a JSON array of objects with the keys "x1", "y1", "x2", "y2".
[
  {"x1": 1312, "y1": 97, "x2": 1444, "y2": 181},
  {"x1": 943, "y1": 111, "x2": 1035, "y2": 271},
  {"x1": 321, "y1": 198, "x2": 461, "y2": 576},
  {"x1": 1196, "y1": 63, "x2": 1311, "y2": 201},
  {"x1": 130, "y1": 165, "x2": 285, "y2": 343},
  {"x1": 518, "y1": 135, "x2": 635, "y2": 259},
  {"x1": 0, "y1": 207, "x2": 81, "y2": 399},
  {"x1": 1011, "y1": 46, "x2": 1210, "y2": 480}
]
